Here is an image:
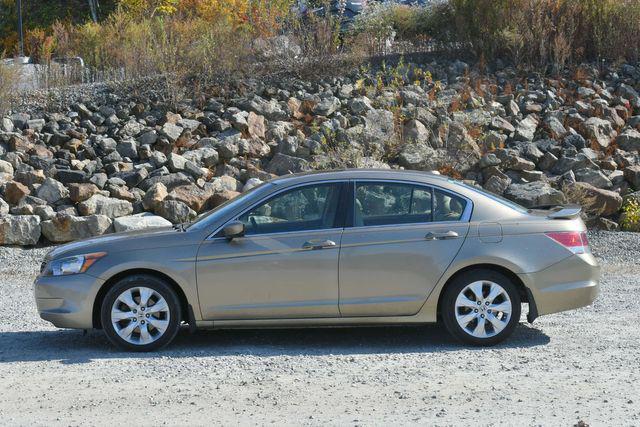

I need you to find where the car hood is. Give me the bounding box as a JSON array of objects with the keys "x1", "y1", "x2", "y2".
[{"x1": 45, "y1": 226, "x2": 182, "y2": 260}]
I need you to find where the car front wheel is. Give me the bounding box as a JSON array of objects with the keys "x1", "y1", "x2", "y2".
[
  {"x1": 441, "y1": 269, "x2": 521, "y2": 346},
  {"x1": 101, "y1": 275, "x2": 182, "y2": 352}
]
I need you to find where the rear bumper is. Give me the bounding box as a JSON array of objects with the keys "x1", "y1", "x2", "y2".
[
  {"x1": 34, "y1": 273, "x2": 104, "y2": 329},
  {"x1": 518, "y1": 253, "x2": 600, "y2": 317}
]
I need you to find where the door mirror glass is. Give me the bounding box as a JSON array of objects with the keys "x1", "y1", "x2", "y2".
[{"x1": 222, "y1": 221, "x2": 245, "y2": 239}]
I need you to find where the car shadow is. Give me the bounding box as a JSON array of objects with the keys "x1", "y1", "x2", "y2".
[{"x1": 0, "y1": 323, "x2": 550, "y2": 364}]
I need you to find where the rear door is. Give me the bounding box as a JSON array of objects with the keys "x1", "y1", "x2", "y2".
[{"x1": 338, "y1": 180, "x2": 471, "y2": 317}]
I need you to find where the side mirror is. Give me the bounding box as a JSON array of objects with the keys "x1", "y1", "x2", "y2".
[{"x1": 222, "y1": 221, "x2": 245, "y2": 240}]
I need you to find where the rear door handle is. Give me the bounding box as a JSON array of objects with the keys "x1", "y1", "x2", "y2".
[
  {"x1": 425, "y1": 230, "x2": 459, "y2": 241},
  {"x1": 302, "y1": 239, "x2": 337, "y2": 250}
]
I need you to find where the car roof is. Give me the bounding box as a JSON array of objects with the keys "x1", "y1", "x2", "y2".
[{"x1": 269, "y1": 169, "x2": 452, "y2": 186}]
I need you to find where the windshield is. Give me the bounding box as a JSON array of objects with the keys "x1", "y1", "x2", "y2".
[
  {"x1": 454, "y1": 180, "x2": 529, "y2": 214},
  {"x1": 186, "y1": 182, "x2": 274, "y2": 231}
]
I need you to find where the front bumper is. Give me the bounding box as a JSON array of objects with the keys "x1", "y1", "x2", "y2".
[
  {"x1": 34, "y1": 273, "x2": 104, "y2": 329},
  {"x1": 519, "y1": 253, "x2": 600, "y2": 317}
]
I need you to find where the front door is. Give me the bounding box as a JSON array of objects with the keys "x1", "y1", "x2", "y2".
[
  {"x1": 339, "y1": 181, "x2": 470, "y2": 317},
  {"x1": 197, "y1": 182, "x2": 346, "y2": 320}
]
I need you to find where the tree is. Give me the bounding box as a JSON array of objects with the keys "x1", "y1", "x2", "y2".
[{"x1": 87, "y1": 0, "x2": 99, "y2": 22}]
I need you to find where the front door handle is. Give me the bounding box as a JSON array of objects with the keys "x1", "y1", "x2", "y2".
[
  {"x1": 425, "y1": 230, "x2": 459, "y2": 241},
  {"x1": 302, "y1": 239, "x2": 337, "y2": 250}
]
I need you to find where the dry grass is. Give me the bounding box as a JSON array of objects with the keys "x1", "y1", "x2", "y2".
[{"x1": 0, "y1": 64, "x2": 17, "y2": 116}]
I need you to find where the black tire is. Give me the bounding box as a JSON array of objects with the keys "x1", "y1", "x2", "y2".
[
  {"x1": 101, "y1": 274, "x2": 182, "y2": 352},
  {"x1": 441, "y1": 269, "x2": 521, "y2": 346}
]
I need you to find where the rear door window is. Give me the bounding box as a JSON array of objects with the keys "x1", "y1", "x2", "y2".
[{"x1": 354, "y1": 182, "x2": 433, "y2": 226}]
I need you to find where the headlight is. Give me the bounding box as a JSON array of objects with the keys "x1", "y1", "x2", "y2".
[{"x1": 43, "y1": 252, "x2": 107, "y2": 276}]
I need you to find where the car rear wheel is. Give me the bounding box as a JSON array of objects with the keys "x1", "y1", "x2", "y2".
[
  {"x1": 441, "y1": 269, "x2": 521, "y2": 346},
  {"x1": 101, "y1": 275, "x2": 182, "y2": 352}
]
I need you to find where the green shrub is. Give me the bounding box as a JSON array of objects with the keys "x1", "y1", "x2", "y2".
[{"x1": 621, "y1": 197, "x2": 640, "y2": 232}]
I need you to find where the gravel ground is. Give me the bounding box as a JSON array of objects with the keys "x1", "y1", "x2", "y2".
[{"x1": 0, "y1": 232, "x2": 638, "y2": 426}]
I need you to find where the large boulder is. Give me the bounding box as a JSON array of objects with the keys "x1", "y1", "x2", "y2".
[
  {"x1": 574, "y1": 168, "x2": 613, "y2": 189},
  {"x1": 113, "y1": 213, "x2": 172, "y2": 232},
  {"x1": 4, "y1": 181, "x2": 30, "y2": 205},
  {"x1": 571, "y1": 182, "x2": 622, "y2": 217},
  {"x1": 514, "y1": 115, "x2": 538, "y2": 141},
  {"x1": 68, "y1": 183, "x2": 100, "y2": 203},
  {"x1": 616, "y1": 128, "x2": 640, "y2": 151},
  {"x1": 0, "y1": 160, "x2": 14, "y2": 175},
  {"x1": 504, "y1": 182, "x2": 567, "y2": 208},
  {"x1": 0, "y1": 198, "x2": 8, "y2": 215},
  {"x1": 36, "y1": 178, "x2": 69, "y2": 204},
  {"x1": 582, "y1": 117, "x2": 616, "y2": 149},
  {"x1": 624, "y1": 165, "x2": 640, "y2": 190},
  {"x1": 41, "y1": 214, "x2": 112, "y2": 243},
  {"x1": 166, "y1": 184, "x2": 213, "y2": 212},
  {"x1": 0, "y1": 215, "x2": 41, "y2": 245},
  {"x1": 267, "y1": 153, "x2": 310, "y2": 175},
  {"x1": 155, "y1": 200, "x2": 196, "y2": 224},
  {"x1": 78, "y1": 195, "x2": 133, "y2": 218},
  {"x1": 142, "y1": 182, "x2": 168, "y2": 210},
  {"x1": 398, "y1": 143, "x2": 438, "y2": 170},
  {"x1": 403, "y1": 119, "x2": 430, "y2": 144}
]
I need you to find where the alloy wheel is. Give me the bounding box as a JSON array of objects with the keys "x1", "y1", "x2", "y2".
[
  {"x1": 454, "y1": 280, "x2": 512, "y2": 339},
  {"x1": 110, "y1": 286, "x2": 171, "y2": 346}
]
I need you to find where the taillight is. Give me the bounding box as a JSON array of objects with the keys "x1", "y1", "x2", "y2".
[{"x1": 545, "y1": 231, "x2": 590, "y2": 254}]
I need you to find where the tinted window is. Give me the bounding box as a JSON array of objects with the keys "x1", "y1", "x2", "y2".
[
  {"x1": 354, "y1": 182, "x2": 433, "y2": 226},
  {"x1": 238, "y1": 183, "x2": 342, "y2": 235},
  {"x1": 433, "y1": 189, "x2": 466, "y2": 221}
]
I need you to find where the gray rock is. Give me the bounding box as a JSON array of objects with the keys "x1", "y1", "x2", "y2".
[
  {"x1": 41, "y1": 214, "x2": 112, "y2": 243},
  {"x1": 348, "y1": 97, "x2": 373, "y2": 115},
  {"x1": 27, "y1": 119, "x2": 45, "y2": 132},
  {"x1": 504, "y1": 181, "x2": 566, "y2": 208},
  {"x1": 161, "y1": 122, "x2": 183, "y2": 143},
  {"x1": 514, "y1": 115, "x2": 538, "y2": 141},
  {"x1": 139, "y1": 172, "x2": 192, "y2": 192},
  {"x1": 616, "y1": 129, "x2": 640, "y2": 151},
  {"x1": 0, "y1": 160, "x2": 14, "y2": 175},
  {"x1": 574, "y1": 168, "x2": 613, "y2": 189},
  {"x1": 78, "y1": 195, "x2": 133, "y2": 218},
  {"x1": 479, "y1": 153, "x2": 501, "y2": 169},
  {"x1": 155, "y1": 200, "x2": 196, "y2": 224},
  {"x1": 116, "y1": 140, "x2": 138, "y2": 159},
  {"x1": 36, "y1": 178, "x2": 69, "y2": 204},
  {"x1": 582, "y1": 117, "x2": 616, "y2": 149},
  {"x1": 33, "y1": 205, "x2": 55, "y2": 220},
  {"x1": 403, "y1": 119, "x2": 430, "y2": 144},
  {"x1": 483, "y1": 175, "x2": 510, "y2": 195},
  {"x1": 624, "y1": 165, "x2": 640, "y2": 190},
  {"x1": 113, "y1": 213, "x2": 172, "y2": 232},
  {"x1": 267, "y1": 153, "x2": 310, "y2": 175},
  {"x1": 313, "y1": 96, "x2": 341, "y2": 116},
  {"x1": 120, "y1": 120, "x2": 145, "y2": 137},
  {"x1": 242, "y1": 96, "x2": 289, "y2": 121},
  {"x1": 0, "y1": 198, "x2": 8, "y2": 215},
  {"x1": 0, "y1": 215, "x2": 41, "y2": 245},
  {"x1": 137, "y1": 130, "x2": 158, "y2": 145},
  {"x1": 503, "y1": 155, "x2": 536, "y2": 171},
  {"x1": 490, "y1": 116, "x2": 515, "y2": 133}
]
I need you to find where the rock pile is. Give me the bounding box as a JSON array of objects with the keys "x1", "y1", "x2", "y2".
[{"x1": 2, "y1": 60, "x2": 640, "y2": 244}]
